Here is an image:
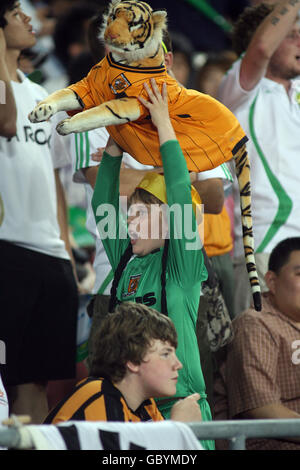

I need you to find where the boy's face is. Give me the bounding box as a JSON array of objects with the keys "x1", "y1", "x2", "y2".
[
  {"x1": 136, "y1": 339, "x2": 182, "y2": 398},
  {"x1": 3, "y1": 2, "x2": 36, "y2": 52},
  {"x1": 127, "y1": 202, "x2": 167, "y2": 257},
  {"x1": 266, "y1": 250, "x2": 300, "y2": 322}
]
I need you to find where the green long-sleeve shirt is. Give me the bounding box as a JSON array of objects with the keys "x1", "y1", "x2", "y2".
[{"x1": 92, "y1": 140, "x2": 213, "y2": 450}]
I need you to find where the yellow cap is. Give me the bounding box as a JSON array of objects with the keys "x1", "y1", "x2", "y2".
[{"x1": 136, "y1": 172, "x2": 202, "y2": 218}]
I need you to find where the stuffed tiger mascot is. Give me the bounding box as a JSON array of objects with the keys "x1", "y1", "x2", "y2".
[{"x1": 28, "y1": 0, "x2": 261, "y2": 310}]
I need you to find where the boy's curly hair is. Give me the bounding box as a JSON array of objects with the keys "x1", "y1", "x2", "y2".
[
  {"x1": 90, "y1": 301, "x2": 178, "y2": 383},
  {"x1": 232, "y1": 3, "x2": 275, "y2": 56},
  {"x1": 0, "y1": 0, "x2": 17, "y2": 28}
]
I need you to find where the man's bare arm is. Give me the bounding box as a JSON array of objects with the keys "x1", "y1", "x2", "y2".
[
  {"x1": 193, "y1": 178, "x2": 224, "y2": 214},
  {"x1": 82, "y1": 165, "x2": 163, "y2": 196},
  {"x1": 0, "y1": 29, "x2": 16, "y2": 137},
  {"x1": 85, "y1": 137, "x2": 224, "y2": 209},
  {"x1": 83, "y1": 166, "x2": 225, "y2": 211},
  {"x1": 240, "y1": 0, "x2": 300, "y2": 90}
]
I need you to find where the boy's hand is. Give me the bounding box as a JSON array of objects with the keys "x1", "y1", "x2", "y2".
[
  {"x1": 170, "y1": 393, "x2": 202, "y2": 422},
  {"x1": 138, "y1": 78, "x2": 170, "y2": 129},
  {"x1": 138, "y1": 78, "x2": 176, "y2": 145}
]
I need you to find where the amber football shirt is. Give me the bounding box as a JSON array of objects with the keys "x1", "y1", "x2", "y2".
[
  {"x1": 45, "y1": 377, "x2": 164, "y2": 424},
  {"x1": 68, "y1": 53, "x2": 247, "y2": 172}
]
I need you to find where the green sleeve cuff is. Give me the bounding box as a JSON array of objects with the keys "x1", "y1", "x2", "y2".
[
  {"x1": 159, "y1": 140, "x2": 179, "y2": 155},
  {"x1": 102, "y1": 150, "x2": 123, "y2": 160}
]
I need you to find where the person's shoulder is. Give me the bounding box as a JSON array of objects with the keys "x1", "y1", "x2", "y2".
[
  {"x1": 20, "y1": 71, "x2": 49, "y2": 100},
  {"x1": 75, "y1": 377, "x2": 104, "y2": 394},
  {"x1": 232, "y1": 308, "x2": 262, "y2": 330},
  {"x1": 218, "y1": 56, "x2": 264, "y2": 106},
  {"x1": 233, "y1": 295, "x2": 283, "y2": 336},
  {"x1": 221, "y1": 57, "x2": 242, "y2": 83},
  {"x1": 217, "y1": 58, "x2": 242, "y2": 102},
  {"x1": 144, "y1": 398, "x2": 164, "y2": 421}
]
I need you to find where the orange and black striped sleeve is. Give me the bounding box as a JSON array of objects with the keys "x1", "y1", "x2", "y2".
[{"x1": 44, "y1": 378, "x2": 107, "y2": 424}]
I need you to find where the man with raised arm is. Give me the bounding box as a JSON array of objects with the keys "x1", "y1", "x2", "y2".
[{"x1": 218, "y1": 1, "x2": 300, "y2": 316}]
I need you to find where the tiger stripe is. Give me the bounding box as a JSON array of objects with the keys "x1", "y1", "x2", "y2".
[{"x1": 234, "y1": 143, "x2": 261, "y2": 310}]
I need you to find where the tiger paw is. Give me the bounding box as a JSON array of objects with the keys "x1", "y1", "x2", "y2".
[
  {"x1": 56, "y1": 118, "x2": 73, "y2": 135},
  {"x1": 28, "y1": 103, "x2": 57, "y2": 123}
]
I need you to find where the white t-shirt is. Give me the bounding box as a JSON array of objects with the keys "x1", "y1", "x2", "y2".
[
  {"x1": 52, "y1": 124, "x2": 232, "y2": 294},
  {"x1": 0, "y1": 71, "x2": 68, "y2": 259},
  {"x1": 218, "y1": 59, "x2": 300, "y2": 257}
]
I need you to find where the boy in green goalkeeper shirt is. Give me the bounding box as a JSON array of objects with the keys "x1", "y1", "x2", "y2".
[{"x1": 92, "y1": 79, "x2": 214, "y2": 450}]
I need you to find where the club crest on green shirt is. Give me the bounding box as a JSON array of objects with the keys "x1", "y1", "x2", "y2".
[{"x1": 127, "y1": 274, "x2": 141, "y2": 295}]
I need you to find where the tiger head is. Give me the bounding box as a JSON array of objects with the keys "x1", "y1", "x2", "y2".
[{"x1": 100, "y1": 0, "x2": 167, "y2": 62}]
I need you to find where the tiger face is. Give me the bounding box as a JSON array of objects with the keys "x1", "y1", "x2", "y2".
[{"x1": 101, "y1": 0, "x2": 167, "y2": 61}]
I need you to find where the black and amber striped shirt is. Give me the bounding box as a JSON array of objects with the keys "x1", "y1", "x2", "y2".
[{"x1": 44, "y1": 377, "x2": 164, "y2": 424}]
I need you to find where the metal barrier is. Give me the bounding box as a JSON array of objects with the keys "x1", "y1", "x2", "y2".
[
  {"x1": 189, "y1": 419, "x2": 300, "y2": 450},
  {"x1": 1, "y1": 419, "x2": 300, "y2": 450}
]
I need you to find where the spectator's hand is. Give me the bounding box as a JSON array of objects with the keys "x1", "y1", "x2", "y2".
[
  {"x1": 91, "y1": 147, "x2": 105, "y2": 162},
  {"x1": 92, "y1": 136, "x2": 123, "y2": 161},
  {"x1": 138, "y1": 79, "x2": 176, "y2": 145},
  {"x1": 138, "y1": 79, "x2": 169, "y2": 129},
  {"x1": 170, "y1": 393, "x2": 202, "y2": 422}
]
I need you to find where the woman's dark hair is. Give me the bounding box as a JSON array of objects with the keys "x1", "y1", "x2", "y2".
[
  {"x1": 268, "y1": 237, "x2": 300, "y2": 274},
  {"x1": 90, "y1": 301, "x2": 177, "y2": 382},
  {"x1": 168, "y1": 30, "x2": 194, "y2": 68},
  {"x1": 87, "y1": 11, "x2": 106, "y2": 63},
  {"x1": 232, "y1": 3, "x2": 275, "y2": 56},
  {"x1": 53, "y1": 3, "x2": 99, "y2": 67},
  {"x1": 0, "y1": 0, "x2": 17, "y2": 28},
  {"x1": 67, "y1": 51, "x2": 95, "y2": 84},
  {"x1": 108, "y1": 188, "x2": 169, "y2": 316}
]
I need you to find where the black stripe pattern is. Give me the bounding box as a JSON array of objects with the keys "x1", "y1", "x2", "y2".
[{"x1": 57, "y1": 425, "x2": 81, "y2": 450}]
